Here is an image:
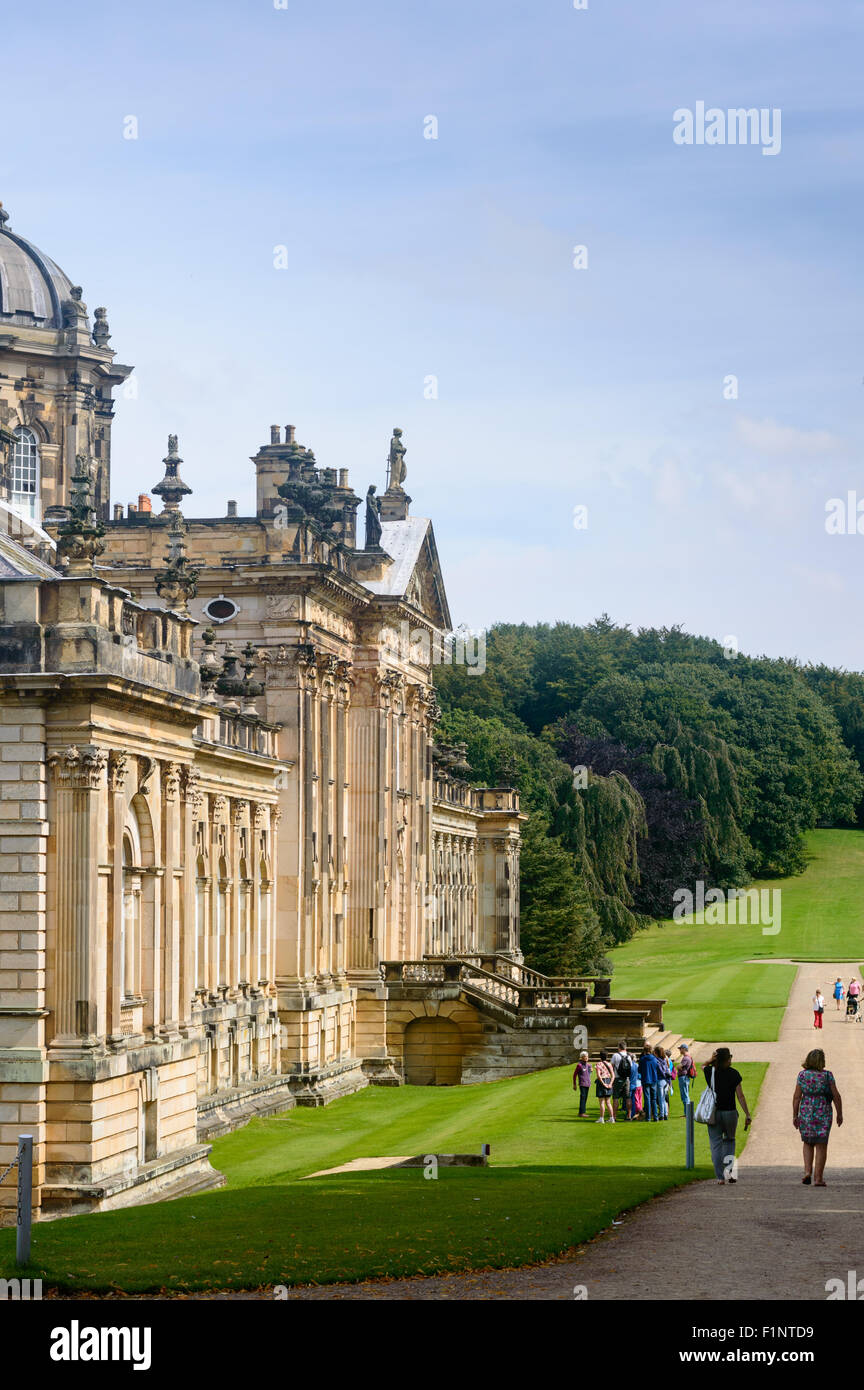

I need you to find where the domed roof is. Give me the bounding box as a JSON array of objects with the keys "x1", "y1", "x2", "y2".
[{"x1": 0, "y1": 202, "x2": 75, "y2": 329}]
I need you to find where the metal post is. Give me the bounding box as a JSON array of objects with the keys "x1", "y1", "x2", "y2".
[
  {"x1": 685, "y1": 1102, "x2": 695, "y2": 1170},
  {"x1": 16, "y1": 1134, "x2": 32, "y2": 1267}
]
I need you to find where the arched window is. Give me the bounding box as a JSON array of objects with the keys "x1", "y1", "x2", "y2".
[{"x1": 10, "y1": 427, "x2": 39, "y2": 521}]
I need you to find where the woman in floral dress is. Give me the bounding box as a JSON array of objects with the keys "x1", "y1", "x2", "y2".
[{"x1": 793, "y1": 1049, "x2": 843, "y2": 1187}]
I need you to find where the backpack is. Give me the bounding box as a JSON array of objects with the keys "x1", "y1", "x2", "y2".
[{"x1": 617, "y1": 1055, "x2": 632, "y2": 1083}]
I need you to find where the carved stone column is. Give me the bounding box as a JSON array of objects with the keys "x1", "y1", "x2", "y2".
[{"x1": 48, "y1": 745, "x2": 107, "y2": 1049}]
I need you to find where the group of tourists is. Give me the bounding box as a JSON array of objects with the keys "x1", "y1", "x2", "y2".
[
  {"x1": 814, "y1": 977, "x2": 862, "y2": 1025},
  {"x1": 575, "y1": 1037, "x2": 845, "y2": 1188},
  {"x1": 573, "y1": 1041, "x2": 698, "y2": 1123}
]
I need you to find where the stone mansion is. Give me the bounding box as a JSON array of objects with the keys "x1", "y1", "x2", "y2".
[{"x1": 0, "y1": 204, "x2": 653, "y2": 1218}]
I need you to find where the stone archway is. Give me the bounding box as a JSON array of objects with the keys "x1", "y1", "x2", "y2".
[{"x1": 403, "y1": 1016, "x2": 463, "y2": 1086}]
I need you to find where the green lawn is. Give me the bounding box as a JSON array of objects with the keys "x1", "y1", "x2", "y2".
[
  {"x1": 7, "y1": 829, "x2": 857, "y2": 1292},
  {"x1": 0, "y1": 1062, "x2": 764, "y2": 1292},
  {"x1": 610, "y1": 829, "x2": 864, "y2": 1042}
]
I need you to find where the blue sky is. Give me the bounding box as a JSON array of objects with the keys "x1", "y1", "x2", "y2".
[{"x1": 3, "y1": 0, "x2": 863, "y2": 666}]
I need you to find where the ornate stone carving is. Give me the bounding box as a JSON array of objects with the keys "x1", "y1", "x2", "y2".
[
  {"x1": 163, "y1": 761, "x2": 182, "y2": 802},
  {"x1": 152, "y1": 434, "x2": 192, "y2": 514},
  {"x1": 107, "y1": 750, "x2": 129, "y2": 794},
  {"x1": 92, "y1": 306, "x2": 111, "y2": 347},
  {"x1": 56, "y1": 456, "x2": 105, "y2": 574},
  {"x1": 181, "y1": 767, "x2": 203, "y2": 816},
  {"x1": 138, "y1": 756, "x2": 155, "y2": 796},
  {"x1": 232, "y1": 798, "x2": 249, "y2": 827},
  {"x1": 212, "y1": 794, "x2": 229, "y2": 823},
  {"x1": 264, "y1": 595, "x2": 301, "y2": 620},
  {"x1": 48, "y1": 744, "x2": 107, "y2": 790},
  {"x1": 155, "y1": 513, "x2": 199, "y2": 616},
  {"x1": 253, "y1": 802, "x2": 269, "y2": 830}
]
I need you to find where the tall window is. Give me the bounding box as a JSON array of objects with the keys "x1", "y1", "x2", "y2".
[
  {"x1": 122, "y1": 833, "x2": 141, "y2": 1001},
  {"x1": 10, "y1": 427, "x2": 39, "y2": 521},
  {"x1": 195, "y1": 853, "x2": 207, "y2": 992},
  {"x1": 217, "y1": 855, "x2": 228, "y2": 987}
]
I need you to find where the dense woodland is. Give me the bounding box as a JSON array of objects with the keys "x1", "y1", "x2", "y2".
[{"x1": 435, "y1": 619, "x2": 864, "y2": 975}]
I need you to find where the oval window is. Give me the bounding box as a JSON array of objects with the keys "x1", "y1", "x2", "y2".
[{"x1": 203, "y1": 596, "x2": 238, "y2": 624}]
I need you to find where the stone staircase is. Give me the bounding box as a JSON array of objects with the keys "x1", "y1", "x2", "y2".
[
  {"x1": 382, "y1": 954, "x2": 668, "y2": 1084},
  {"x1": 643, "y1": 1024, "x2": 696, "y2": 1057}
]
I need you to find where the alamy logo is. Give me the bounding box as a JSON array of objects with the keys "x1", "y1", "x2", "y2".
[
  {"x1": 826, "y1": 494, "x2": 864, "y2": 535},
  {"x1": 826, "y1": 1271, "x2": 864, "y2": 1300},
  {"x1": 0, "y1": 1277, "x2": 41, "y2": 1300},
  {"x1": 673, "y1": 102, "x2": 781, "y2": 156},
  {"x1": 49, "y1": 1321, "x2": 151, "y2": 1371},
  {"x1": 379, "y1": 620, "x2": 486, "y2": 675},
  {"x1": 672, "y1": 881, "x2": 781, "y2": 936}
]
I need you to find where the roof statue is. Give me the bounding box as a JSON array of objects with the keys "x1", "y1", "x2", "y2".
[
  {"x1": 364, "y1": 484, "x2": 383, "y2": 549},
  {"x1": 386, "y1": 427, "x2": 407, "y2": 491}
]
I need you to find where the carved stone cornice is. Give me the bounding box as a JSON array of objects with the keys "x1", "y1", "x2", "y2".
[{"x1": 48, "y1": 744, "x2": 107, "y2": 791}]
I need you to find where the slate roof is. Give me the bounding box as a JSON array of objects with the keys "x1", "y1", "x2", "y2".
[
  {"x1": 0, "y1": 524, "x2": 58, "y2": 579},
  {"x1": 363, "y1": 518, "x2": 431, "y2": 597}
]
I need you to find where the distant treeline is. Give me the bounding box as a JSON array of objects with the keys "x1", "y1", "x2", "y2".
[{"x1": 435, "y1": 619, "x2": 864, "y2": 975}]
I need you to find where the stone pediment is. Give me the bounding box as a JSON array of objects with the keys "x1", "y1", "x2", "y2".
[{"x1": 361, "y1": 517, "x2": 450, "y2": 629}]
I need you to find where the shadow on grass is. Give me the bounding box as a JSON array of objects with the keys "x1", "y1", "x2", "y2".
[{"x1": 0, "y1": 1164, "x2": 711, "y2": 1294}]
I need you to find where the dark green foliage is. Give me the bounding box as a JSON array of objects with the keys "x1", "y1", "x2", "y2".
[
  {"x1": 436, "y1": 619, "x2": 864, "y2": 972},
  {"x1": 518, "y1": 814, "x2": 607, "y2": 974}
]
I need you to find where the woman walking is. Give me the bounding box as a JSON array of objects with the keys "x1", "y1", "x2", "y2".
[
  {"x1": 573, "y1": 1050, "x2": 592, "y2": 1118},
  {"x1": 703, "y1": 1047, "x2": 752, "y2": 1183},
  {"x1": 594, "y1": 1051, "x2": 615, "y2": 1124},
  {"x1": 793, "y1": 1048, "x2": 843, "y2": 1187},
  {"x1": 812, "y1": 988, "x2": 825, "y2": 1030},
  {"x1": 833, "y1": 978, "x2": 845, "y2": 1012}
]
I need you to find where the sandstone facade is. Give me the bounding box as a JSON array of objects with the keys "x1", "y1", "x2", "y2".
[{"x1": 0, "y1": 207, "x2": 531, "y2": 1218}]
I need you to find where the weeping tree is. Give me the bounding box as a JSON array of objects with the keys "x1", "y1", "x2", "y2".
[
  {"x1": 435, "y1": 708, "x2": 650, "y2": 968},
  {"x1": 545, "y1": 769, "x2": 647, "y2": 943},
  {"x1": 518, "y1": 814, "x2": 609, "y2": 975}
]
